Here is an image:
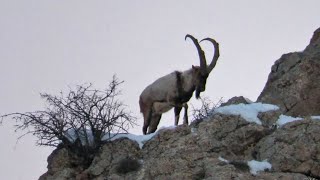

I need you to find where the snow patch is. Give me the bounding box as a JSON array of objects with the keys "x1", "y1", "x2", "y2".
[
  {"x1": 213, "y1": 103, "x2": 279, "y2": 125},
  {"x1": 218, "y1": 156, "x2": 229, "y2": 163},
  {"x1": 107, "y1": 132, "x2": 157, "y2": 149},
  {"x1": 191, "y1": 127, "x2": 197, "y2": 135},
  {"x1": 64, "y1": 129, "x2": 94, "y2": 146},
  {"x1": 159, "y1": 125, "x2": 177, "y2": 130},
  {"x1": 218, "y1": 157, "x2": 271, "y2": 175},
  {"x1": 65, "y1": 125, "x2": 177, "y2": 149},
  {"x1": 312, "y1": 116, "x2": 320, "y2": 120},
  {"x1": 276, "y1": 115, "x2": 303, "y2": 127},
  {"x1": 247, "y1": 160, "x2": 272, "y2": 175},
  {"x1": 65, "y1": 129, "x2": 158, "y2": 149},
  {"x1": 105, "y1": 125, "x2": 177, "y2": 149}
]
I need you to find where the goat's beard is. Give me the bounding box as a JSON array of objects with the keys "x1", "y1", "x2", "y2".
[{"x1": 195, "y1": 89, "x2": 201, "y2": 99}]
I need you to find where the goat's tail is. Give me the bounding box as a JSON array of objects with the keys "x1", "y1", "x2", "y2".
[{"x1": 139, "y1": 96, "x2": 146, "y2": 113}]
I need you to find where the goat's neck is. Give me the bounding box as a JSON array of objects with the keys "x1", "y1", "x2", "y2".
[{"x1": 180, "y1": 69, "x2": 196, "y2": 92}]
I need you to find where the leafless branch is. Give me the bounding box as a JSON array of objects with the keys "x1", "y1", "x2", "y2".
[
  {"x1": 1, "y1": 75, "x2": 136, "y2": 165},
  {"x1": 191, "y1": 97, "x2": 224, "y2": 121}
]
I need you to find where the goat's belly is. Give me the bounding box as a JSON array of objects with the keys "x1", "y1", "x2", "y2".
[{"x1": 153, "y1": 102, "x2": 172, "y2": 114}]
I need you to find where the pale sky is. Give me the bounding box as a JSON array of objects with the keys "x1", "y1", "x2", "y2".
[{"x1": 0, "y1": 1, "x2": 319, "y2": 179}]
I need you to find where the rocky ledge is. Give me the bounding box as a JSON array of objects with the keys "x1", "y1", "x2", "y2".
[{"x1": 40, "y1": 102, "x2": 320, "y2": 180}]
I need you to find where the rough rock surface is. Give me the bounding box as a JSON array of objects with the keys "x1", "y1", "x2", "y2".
[
  {"x1": 40, "y1": 112, "x2": 319, "y2": 179},
  {"x1": 220, "y1": 96, "x2": 252, "y2": 107},
  {"x1": 39, "y1": 147, "x2": 84, "y2": 180},
  {"x1": 258, "y1": 109, "x2": 282, "y2": 127},
  {"x1": 255, "y1": 119, "x2": 320, "y2": 178},
  {"x1": 258, "y1": 27, "x2": 320, "y2": 117},
  {"x1": 83, "y1": 138, "x2": 141, "y2": 179}
]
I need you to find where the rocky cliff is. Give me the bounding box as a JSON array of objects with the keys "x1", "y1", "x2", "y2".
[
  {"x1": 258, "y1": 27, "x2": 320, "y2": 117},
  {"x1": 40, "y1": 28, "x2": 320, "y2": 180}
]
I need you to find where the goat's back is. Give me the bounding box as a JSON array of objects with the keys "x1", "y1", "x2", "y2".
[{"x1": 139, "y1": 72, "x2": 178, "y2": 105}]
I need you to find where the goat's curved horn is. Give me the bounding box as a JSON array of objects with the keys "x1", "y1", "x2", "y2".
[
  {"x1": 200, "y1": 38, "x2": 220, "y2": 73},
  {"x1": 185, "y1": 34, "x2": 207, "y2": 73}
]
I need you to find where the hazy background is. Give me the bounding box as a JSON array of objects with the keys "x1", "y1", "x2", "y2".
[{"x1": 0, "y1": 1, "x2": 319, "y2": 179}]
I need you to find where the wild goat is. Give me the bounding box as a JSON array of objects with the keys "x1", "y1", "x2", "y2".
[{"x1": 139, "y1": 34, "x2": 220, "y2": 134}]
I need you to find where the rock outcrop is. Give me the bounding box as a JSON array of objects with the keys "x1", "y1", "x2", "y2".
[
  {"x1": 258, "y1": 27, "x2": 320, "y2": 117},
  {"x1": 255, "y1": 119, "x2": 320, "y2": 177},
  {"x1": 40, "y1": 106, "x2": 320, "y2": 179},
  {"x1": 220, "y1": 96, "x2": 252, "y2": 107}
]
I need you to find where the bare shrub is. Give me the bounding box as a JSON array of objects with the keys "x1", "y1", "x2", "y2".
[
  {"x1": 1, "y1": 75, "x2": 136, "y2": 166},
  {"x1": 190, "y1": 97, "x2": 223, "y2": 127},
  {"x1": 192, "y1": 97, "x2": 223, "y2": 120}
]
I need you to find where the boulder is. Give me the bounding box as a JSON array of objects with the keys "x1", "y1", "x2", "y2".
[
  {"x1": 196, "y1": 114, "x2": 270, "y2": 160},
  {"x1": 258, "y1": 109, "x2": 282, "y2": 127},
  {"x1": 255, "y1": 119, "x2": 320, "y2": 178},
  {"x1": 84, "y1": 138, "x2": 141, "y2": 179},
  {"x1": 258, "y1": 27, "x2": 320, "y2": 117},
  {"x1": 39, "y1": 147, "x2": 85, "y2": 180},
  {"x1": 220, "y1": 96, "x2": 252, "y2": 107}
]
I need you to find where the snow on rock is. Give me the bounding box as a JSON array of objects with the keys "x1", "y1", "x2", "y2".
[
  {"x1": 247, "y1": 160, "x2": 272, "y2": 175},
  {"x1": 106, "y1": 125, "x2": 177, "y2": 149},
  {"x1": 276, "y1": 115, "x2": 320, "y2": 127},
  {"x1": 218, "y1": 157, "x2": 271, "y2": 175},
  {"x1": 64, "y1": 129, "x2": 94, "y2": 146},
  {"x1": 276, "y1": 115, "x2": 303, "y2": 127},
  {"x1": 159, "y1": 125, "x2": 177, "y2": 130},
  {"x1": 108, "y1": 132, "x2": 157, "y2": 149},
  {"x1": 312, "y1": 116, "x2": 320, "y2": 120},
  {"x1": 64, "y1": 129, "x2": 150, "y2": 148},
  {"x1": 218, "y1": 156, "x2": 229, "y2": 163},
  {"x1": 213, "y1": 103, "x2": 279, "y2": 125},
  {"x1": 191, "y1": 127, "x2": 197, "y2": 135},
  {"x1": 63, "y1": 125, "x2": 177, "y2": 149}
]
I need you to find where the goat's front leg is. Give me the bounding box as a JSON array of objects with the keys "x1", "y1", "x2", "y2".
[
  {"x1": 182, "y1": 103, "x2": 188, "y2": 125},
  {"x1": 174, "y1": 106, "x2": 182, "y2": 126}
]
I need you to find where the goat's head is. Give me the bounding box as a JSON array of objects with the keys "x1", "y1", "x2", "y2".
[{"x1": 185, "y1": 34, "x2": 220, "y2": 99}]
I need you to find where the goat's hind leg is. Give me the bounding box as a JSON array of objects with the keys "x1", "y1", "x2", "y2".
[
  {"x1": 142, "y1": 107, "x2": 152, "y2": 135},
  {"x1": 147, "y1": 113, "x2": 162, "y2": 134},
  {"x1": 182, "y1": 103, "x2": 188, "y2": 125}
]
